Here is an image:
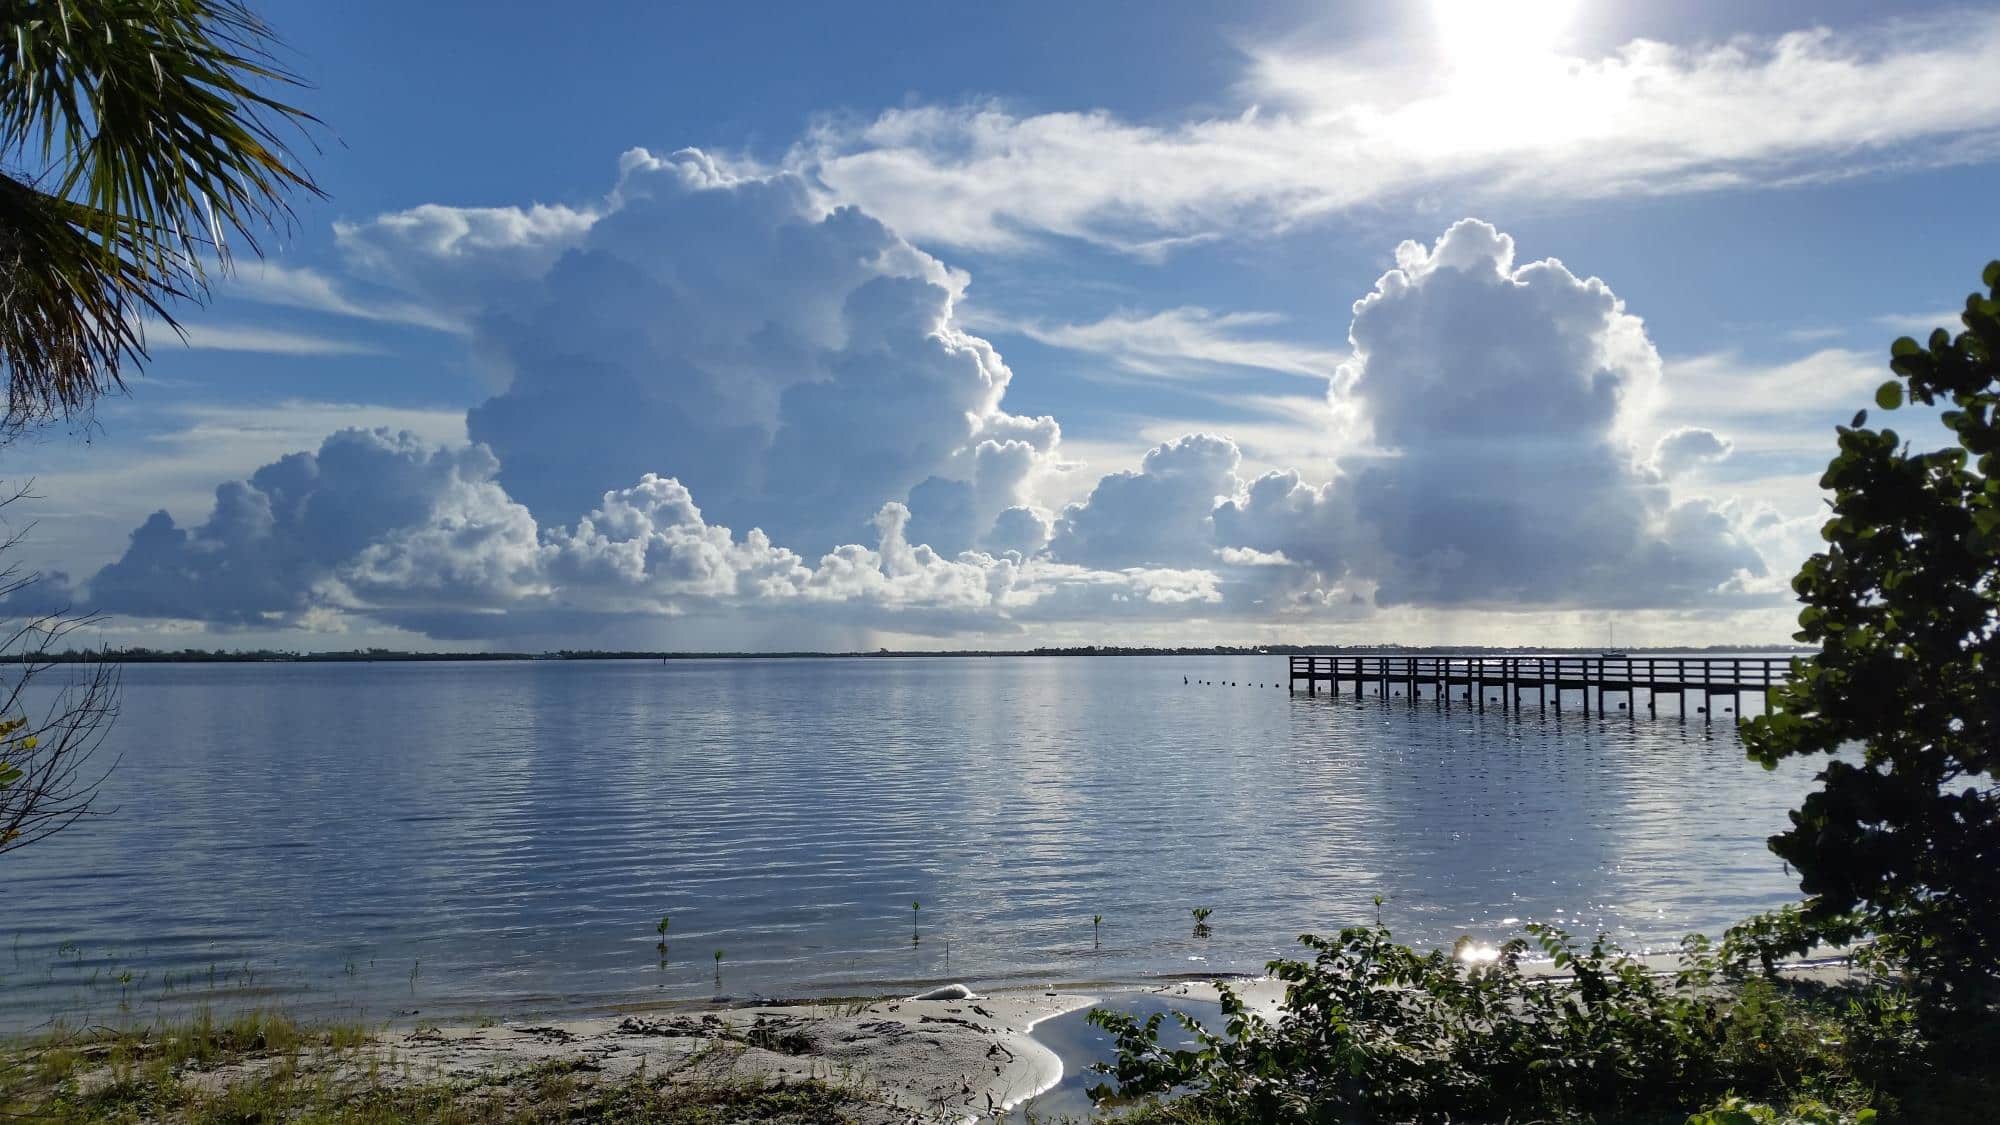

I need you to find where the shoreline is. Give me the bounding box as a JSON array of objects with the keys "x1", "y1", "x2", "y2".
[
  {"x1": 6, "y1": 955, "x2": 1862, "y2": 1122},
  {"x1": 251, "y1": 955, "x2": 1859, "y2": 1117},
  {"x1": 1, "y1": 945, "x2": 1857, "y2": 1039},
  {"x1": 281, "y1": 977, "x2": 1301, "y2": 1121}
]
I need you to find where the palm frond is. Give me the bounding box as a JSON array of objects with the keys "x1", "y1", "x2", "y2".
[{"x1": 0, "y1": 0, "x2": 323, "y2": 422}]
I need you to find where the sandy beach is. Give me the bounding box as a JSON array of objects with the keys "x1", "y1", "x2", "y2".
[
  {"x1": 374, "y1": 987, "x2": 1093, "y2": 1121},
  {"x1": 40, "y1": 959, "x2": 1859, "y2": 1122},
  {"x1": 282, "y1": 957, "x2": 1849, "y2": 1120},
  {"x1": 258, "y1": 959, "x2": 1820, "y2": 1114},
  {"x1": 116, "y1": 979, "x2": 1286, "y2": 1122},
  {"x1": 127, "y1": 984, "x2": 1111, "y2": 1122}
]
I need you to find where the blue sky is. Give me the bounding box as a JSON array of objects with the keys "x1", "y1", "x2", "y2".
[{"x1": 6, "y1": 0, "x2": 1998, "y2": 650}]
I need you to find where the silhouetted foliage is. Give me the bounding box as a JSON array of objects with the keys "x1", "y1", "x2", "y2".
[
  {"x1": 0, "y1": 485, "x2": 117, "y2": 855},
  {"x1": 1742, "y1": 261, "x2": 2000, "y2": 1018}
]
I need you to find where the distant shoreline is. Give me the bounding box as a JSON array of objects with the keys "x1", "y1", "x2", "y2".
[{"x1": 7, "y1": 644, "x2": 1812, "y2": 665}]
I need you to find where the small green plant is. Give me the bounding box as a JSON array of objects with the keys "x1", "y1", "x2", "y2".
[
  {"x1": 1191, "y1": 907, "x2": 1213, "y2": 937},
  {"x1": 911, "y1": 900, "x2": 921, "y2": 944},
  {"x1": 713, "y1": 949, "x2": 724, "y2": 985},
  {"x1": 1688, "y1": 1096, "x2": 1878, "y2": 1125},
  {"x1": 656, "y1": 914, "x2": 670, "y2": 944},
  {"x1": 1093, "y1": 913, "x2": 1103, "y2": 949}
]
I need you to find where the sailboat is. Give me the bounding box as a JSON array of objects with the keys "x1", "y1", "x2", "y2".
[{"x1": 1599, "y1": 618, "x2": 1627, "y2": 660}]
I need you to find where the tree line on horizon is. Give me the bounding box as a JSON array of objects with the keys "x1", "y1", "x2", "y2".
[{"x1": 1, "y1": 641, "x2": 1816, "y2": 664}]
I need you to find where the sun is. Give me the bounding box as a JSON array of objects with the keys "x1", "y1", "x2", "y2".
[{"x1": 1431, "y1": 0, "x2": 1581, "y2": 70}]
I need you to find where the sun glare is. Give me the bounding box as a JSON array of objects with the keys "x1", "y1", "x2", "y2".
[{"x1": 1431, "y1": 0, "x2": 1581, "y2": 70}]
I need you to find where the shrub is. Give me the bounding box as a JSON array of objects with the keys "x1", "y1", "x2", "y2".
[
  {"x1": 1091, "y1": 922, "x2": 1899, "y2": 1124},
  {"x1": 1740, "y1": 261, "x2": 2000, "y2": 1018}
]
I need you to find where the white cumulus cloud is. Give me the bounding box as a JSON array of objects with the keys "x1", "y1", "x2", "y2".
[{"x1": 74, "y1": 194, "x2": 1785, "y2": 640}]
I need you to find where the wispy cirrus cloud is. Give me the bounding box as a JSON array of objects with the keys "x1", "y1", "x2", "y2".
[
  {"x1": 146, "y1": 400, "x2": 470, "y2": 453},
  {"x1": 801, "y1": 12, "x2": 2000, "y2": 254},
  {"x1": 1872, "y1": 309, "x2": 1969, "y2": 338},
  {"x1": 971, "y1": 306, "x2": 1344, "y2": 382},
  {"x1": 1658, "y1": 348, "x2": 1883, "y2": 447},
  {"x1": 224, "y1": 262, "x2": 466, "y2": 333},
  {"x1": 138, "y1": 319, "x2": 386, "y2": 357}
]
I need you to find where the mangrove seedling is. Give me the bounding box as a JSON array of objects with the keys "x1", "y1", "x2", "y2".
[
  {"x1": 1093, "y1": 914, "x2": 1103, "y2": 949},
  {"x1": 912, "y1": 900, "x2": 921, "y2": 943},
  {"x1": 1192, "y1": 907, "x2": 1213, "y2": 937},
  {"x1": 713, "y1": 949, "x2": 724, "y2": 984},
  {"x1": 656, "y1": 914, "x2": 670, "y2": 952}
]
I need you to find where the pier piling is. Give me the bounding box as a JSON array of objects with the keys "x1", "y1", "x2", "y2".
[{"x1": 1284, "y1": 654, "x2": 1787, "y2": 723}]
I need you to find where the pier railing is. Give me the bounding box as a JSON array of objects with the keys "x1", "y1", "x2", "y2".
[{"x1": 1287, "y1": 654, "x2": 1796, "y2": 719}]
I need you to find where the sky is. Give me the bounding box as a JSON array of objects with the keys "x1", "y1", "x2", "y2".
[{"x1": 4, "y1": 0, "x2": 1998, "y2": 651}]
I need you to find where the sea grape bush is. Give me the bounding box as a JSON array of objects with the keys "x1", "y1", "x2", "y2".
[
  {"x1": 1090, "y1": 921, "x2": 1912, "y2": 1124},
  {"x1": 1741, "y1": 261, "x2": 2000, "y2": 1017}
]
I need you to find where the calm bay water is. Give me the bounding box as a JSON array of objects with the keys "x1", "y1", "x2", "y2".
[{"x1": 2, "y1": 656, "x2": 1814, "y2": 1030}]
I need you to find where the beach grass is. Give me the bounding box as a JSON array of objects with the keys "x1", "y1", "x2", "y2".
[{"x1": 0, "y1": 1009, "x2": 875, "y2": 1123}]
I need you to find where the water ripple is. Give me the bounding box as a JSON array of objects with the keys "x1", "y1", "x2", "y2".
[{"x1": 1, "y1": 657, "x2": 1816, "y2": 1029}]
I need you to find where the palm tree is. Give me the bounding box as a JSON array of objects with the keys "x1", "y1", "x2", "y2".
[
  {"x1": 0, "y1": 0, "x2": 322, "y2": 424},
  {"x1": 0, "y1": 1, "x2": 320, "y2": 860}
]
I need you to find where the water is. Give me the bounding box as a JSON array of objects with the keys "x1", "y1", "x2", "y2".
[
  {"x1": 0, "y1": 656, "x2": 1816, "y2": 1031},
  {"x1": 1011, "y1": 993, "x2": 1225, "y2": 1122}
]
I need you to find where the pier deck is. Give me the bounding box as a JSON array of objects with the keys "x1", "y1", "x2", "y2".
[{"x1": 1287, "y1": 654, "x2": 1793, "y2": 720}]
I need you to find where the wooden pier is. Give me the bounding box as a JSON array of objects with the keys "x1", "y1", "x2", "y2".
[{"x1": 1287, "y1": 654, "x2": 1793, "y2": 721}]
